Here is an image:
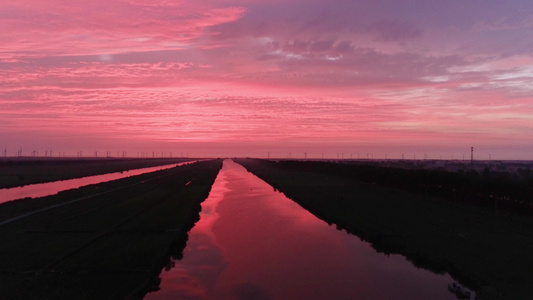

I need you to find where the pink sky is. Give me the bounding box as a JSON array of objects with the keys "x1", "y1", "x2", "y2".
[{"x1": 1, "y1": 0, "x2": 532, "y2": 159}]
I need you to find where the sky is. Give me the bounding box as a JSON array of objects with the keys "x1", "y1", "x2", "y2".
[{"x1": 1, "y1": 0, "x2": 533, "y2": 159}]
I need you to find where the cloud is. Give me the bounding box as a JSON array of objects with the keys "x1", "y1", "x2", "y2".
[
  {"x1": 1, "y1": 0, "x2": 533, "y2": 158},
  {"x1": 366, "y1": 20, "x2": 423, "y2": 41},
  {"x1": 0, "y1": 1, "x2": 247, "y2": 59}
]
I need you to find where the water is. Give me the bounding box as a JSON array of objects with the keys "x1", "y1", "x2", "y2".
[
  {"x1": 146, "y1": 159, "x2": 464, "y2": 300},
  {"x1": 0, "y1": 161, "x2": 196, "y2": 203}
]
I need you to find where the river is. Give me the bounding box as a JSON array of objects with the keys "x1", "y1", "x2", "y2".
[
  {"x1": 146, "y1": 159, "x2": 466, "y2": 300},
  {"x1": 0, "y1": 161, "x2": 197, "y2": 203}
]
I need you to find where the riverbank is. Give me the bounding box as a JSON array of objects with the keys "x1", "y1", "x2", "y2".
[
  {"x1": 236, "y1": 158, "x2": 533, "y2": 300},
  {"x1": 148, "y1": 159, "x2": 458, "y2": 300},
  {"x1": 0, "y1": 157, "x2": 196, "y2": 189},
  {"x1": 0, "y1": 159, "x2": 222, "y2": 299}
]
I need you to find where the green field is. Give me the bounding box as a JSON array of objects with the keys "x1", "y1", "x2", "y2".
[
  {"x1": 236, "y1": 158, "x2": 533, "y2": 300},
  {"x1": 0, "y1": 159, "x2": 222, "y2": 299}
]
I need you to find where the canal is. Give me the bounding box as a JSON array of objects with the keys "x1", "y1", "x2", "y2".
[
  {"x1": 146, "y1": 159, "x2": 463, "y2": 299},
  {"x1": 0, "y1": 161, "x2": 197, "y2": 203}
]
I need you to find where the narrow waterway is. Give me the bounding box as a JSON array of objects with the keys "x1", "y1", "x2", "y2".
[
  {"x1": 0, "y1": 161, "x2": 197, "y2": 203},
  {"x1": 146, "y1": 159, "x2": 464, "y2": 300}
]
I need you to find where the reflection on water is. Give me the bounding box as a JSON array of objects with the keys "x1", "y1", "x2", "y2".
[
  {"x1": 146, "y1": 159, "x2": 460, "y2": 300},
  {"x1": 0, "y1": 161, "x2": 195, "y2": 203}
]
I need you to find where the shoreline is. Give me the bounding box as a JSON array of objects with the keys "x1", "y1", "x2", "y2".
[
  {"x1": 0, "y1": 160, "x2": 223, "y2": 298},
  {"x1": 0, "y1": 157, "x2": 197, "y2": 189},
  {"x1": 236, "y1": 158, "x2": 533, "y2": 299}
]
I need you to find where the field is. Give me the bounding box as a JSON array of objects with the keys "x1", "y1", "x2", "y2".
[
  {"x1": 236, "y1": 158, "x2": 533, "y2": 300},
  {"x1": 0, "y1": 157, "x2": 195, "y2": 189},
  {"x1": 0, "y1": 159, "x2": 222, "y2": 299},
  {"x1": 2, "y1": 157, "x2": 532, "y2": 299}
]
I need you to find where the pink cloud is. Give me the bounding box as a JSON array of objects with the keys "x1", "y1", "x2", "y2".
[
  {"x1": 1, "y1": 1, "x2": 533, "y2": 159},
  {"x1": 0, "y1": 1, "x2": 246, "y2": 59}
]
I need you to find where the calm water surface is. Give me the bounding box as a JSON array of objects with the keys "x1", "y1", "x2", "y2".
[
  {"x1": 146, "y1": 159, "x2": 463, "y2": 300},
  {"x1": 0, "y1": 161, "x2": 196, "y2": 203}
]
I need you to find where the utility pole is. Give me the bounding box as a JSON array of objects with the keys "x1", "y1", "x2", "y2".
[{"x1": 471, "y1": 147, "x2": 474, "y2": 166}]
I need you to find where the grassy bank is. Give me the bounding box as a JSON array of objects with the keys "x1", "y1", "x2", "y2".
[
  {"x1": 236, "y1": 158, "x2": 533, "y2": 300},
  {"x1": 0, "y1": 157, "x2": 196, "y2": 189},
  {"x1": 0, "y1": 159, "x2": 222, "y2": 299}
]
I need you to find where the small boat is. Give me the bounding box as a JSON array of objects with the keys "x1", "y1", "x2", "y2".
[{"x1": 448, "y1": 282, "x2": 471, "y2": 299}]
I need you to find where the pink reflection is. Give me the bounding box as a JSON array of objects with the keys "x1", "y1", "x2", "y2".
[
  {"x1": 0, "y1": 161, "x2": 197, "y2": 203},
  {"x1": 145, "y1": 160, "x2": 229, "y2": 300},
  {"x1": 148, "y1": 159, "x2": 462, "y2": 299}
]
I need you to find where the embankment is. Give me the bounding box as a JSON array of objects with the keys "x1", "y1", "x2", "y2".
[
  {"x1": 0, "y1": 159, "x2": 222, "y2": 299},
  {"x1": 236, "y1": 158, "x2": 533, "y2": 300},
  {"x1": 0, "y1": 157, "x2": 196, "y2": 189}
]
